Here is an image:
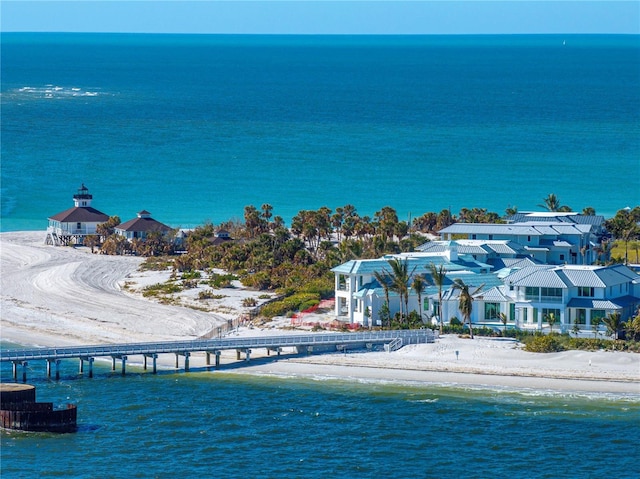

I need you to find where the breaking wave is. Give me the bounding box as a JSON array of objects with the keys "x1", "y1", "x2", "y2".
[{"x1": 2, "y1": 85, "x2": 105, "y2": 100}]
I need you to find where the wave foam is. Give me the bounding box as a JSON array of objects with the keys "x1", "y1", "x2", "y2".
[{"x1": 5, "y1": 85, "x2": 105, "y2": 99}]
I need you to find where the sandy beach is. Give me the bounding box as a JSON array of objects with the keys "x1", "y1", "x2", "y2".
[{"x1": 1, "y1": 231, "x2": 639, "y2": 396}]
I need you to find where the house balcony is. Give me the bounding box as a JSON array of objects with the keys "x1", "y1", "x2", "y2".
[
  {"x1": 523, "y1": 294, "x2": 563, "y2": 303},
  {"x1": 539, "y1": 295, "x2": 563, "y2": 303}
]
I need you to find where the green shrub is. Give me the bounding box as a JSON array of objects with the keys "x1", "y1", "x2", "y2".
[
  {"x1": 259, "y1": 292, "x2": 321, "y2": 318},
  {"x1": 449, "y1": 317, "x2": 462, "y2": 326},
  {"x1": 198, "y1": 290, "x2": 226, "y2": 300},
  {"x1": 524, "y1": 335, "x2": 565, "y2": 353},
  {"x1": 242, "y1": 297, "x2": 258, "y2": 307},
  {"x1": 208, "y1": 273, "x2": 237, "y2": 289},
  {"x1": 142, "y1": 282, "x2": 182, "y2": 297},
  {"x1": 181, "y1": 270, "x2": 202, "y2": 280}
]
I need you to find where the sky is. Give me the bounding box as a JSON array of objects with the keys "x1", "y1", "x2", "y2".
[{"x1": 1, "y1": 1, "x2": 638, "y2": 35}]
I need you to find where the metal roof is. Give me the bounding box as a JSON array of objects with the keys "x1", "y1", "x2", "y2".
[
  {"x1": 566, "y1": 296, "x2": 638, "y2": 309},
  {"x1": 475, "y1": 286, "x2": 511, "y2": 302},
  {"x1": 331, "y1": 254, "x2": 486, "y2": 275},
  {"x1": 440, "y1": 222, "x2": 594, "y2": 237},
  {"x1": 439, "y1": 223, "x2": 542, "y2": 235}
]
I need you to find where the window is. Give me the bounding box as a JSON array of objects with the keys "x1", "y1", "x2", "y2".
[
  {"x1": 525, "y1": 287, "x2": 539, "y2": 300},
  {"x1": 578, "y1": 287, "x2": 594, "y2": 297},
  {"x1": 560, "y1": 254, "x2": 565, "y2": 261},
  {"x1": 541, "y1": 287, "x2": 563, "y2": 302},
  {"x1": 591, "y1": 310, "x2": 605, "y2": 323},
  {"x1": 575, "y1": 308, "x2": 586, "y2": 325},
  {"x1": 509, "y1": 303, "x2": 515, "y2": 321},
  {"x1": 542, "y1": 308, "x2": 561, "y2": 323},
  {"x1": 76, "y1": 222, "x2": 82, "y2": 230},
  {"x1": 484, "y1": 303, "x2": 500, "y2": 320},
  {"x1": 423, "y1": 299, "x2": 429, "y2": 311}
]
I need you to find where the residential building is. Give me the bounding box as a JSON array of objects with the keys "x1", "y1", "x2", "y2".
[
  {"x1": 438, "y1": 221, "x2": 599, "y2": 265},
  {"x1": 331, "y1": 243, "x2": 501, "y2": 327},
  {"x1": 115, "y1": 210, "x2": 172, "y2": 240},
  {"x1": 332, "y1": 247, "x2": 640, "y2": 336}
]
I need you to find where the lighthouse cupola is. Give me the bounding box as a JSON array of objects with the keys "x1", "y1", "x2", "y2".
[{"x1": 73, "y1": 184, "x2": 93, "y2": 208}]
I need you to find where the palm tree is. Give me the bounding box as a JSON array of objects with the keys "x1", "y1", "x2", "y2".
[
  {"x1": 498, "y1": 312, "x2": 508, "y2": 334},
  {"x1": 429, "y1": 263, "x2": 447, "y2": 335},
  {"x1": 451, "y1": 278, "x2": 483, "y2": 339},
  {"x1": 505, "y1": 205, "x2": 518, "y2": 217},
  {"x1": 373, "y1": 270, "x2": 390, "y2": 305},
  {"x1": 538, "y1": 193, "x2": 571, "y2": 212},
  {"x1": 387, "y1": 258, "x2": 414, "y2": 322},
  {"x1": 623, "y1": 309, "x2": 640, "y2": 341},
  {"x1": 411, "y1": 274, "x2": 428, "y2": 322},
  {"x1": 602, "y1": 312, "x2": 622, "y2": 340},
  {"x1": 544, "y1": 312, "x2": 557, "y2": 333},
  {"x1": 373, "y1": 270, "x2": 391, "y2": 327}
]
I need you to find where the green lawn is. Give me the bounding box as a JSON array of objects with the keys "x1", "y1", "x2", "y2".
[{"x1": 610, "y1": 240, "x2": 640, "y2": 264}]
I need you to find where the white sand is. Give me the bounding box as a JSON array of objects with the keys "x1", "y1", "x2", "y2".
[{"x1": 1, "y1": 231, "x2": 639, "y2": 395}]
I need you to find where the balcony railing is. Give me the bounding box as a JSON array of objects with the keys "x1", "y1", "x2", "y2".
[{"x1": 540, "y1": 295, "x2": 563, "y2": 303}]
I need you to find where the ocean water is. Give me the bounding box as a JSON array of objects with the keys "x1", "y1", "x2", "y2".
[
  {"x1": 1, "y1": 33, "x2": 639, "y2": 232},
  {"x1": 1, "y1": 356, "x2": 639, "y2": 479}
]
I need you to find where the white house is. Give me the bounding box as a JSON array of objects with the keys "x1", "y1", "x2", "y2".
[
  {"x1": 501, "y1": 263, "x2": 639, "y2": 332},
  {"x1": 438, "y1": 221, "x2": 599, "y2": 265},
  {"x1": 331, "y1": 242, "x2": 502, "y2": 327},
  {"x1": 46, "y1": 184, "x2": 110, "y2": 246},
  {"x1": 115, "y1": 210, "x2": 172, "y2": 241},
  {"x1": 332, "y1": 246, "x2": 640, "y2": 335}
]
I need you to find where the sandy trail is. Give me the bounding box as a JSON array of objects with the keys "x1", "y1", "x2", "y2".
[{"x1": 1, "y1": 231, "x2": 225, "y2": 345}]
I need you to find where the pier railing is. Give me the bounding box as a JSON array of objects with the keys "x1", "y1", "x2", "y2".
[{"x1": 1, "y1": 330, "x2": 435, "y2": 363}]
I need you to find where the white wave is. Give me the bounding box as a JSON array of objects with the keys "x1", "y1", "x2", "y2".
[{"x1": 6, "y1": 85, "x2": 104, "y2": 99}]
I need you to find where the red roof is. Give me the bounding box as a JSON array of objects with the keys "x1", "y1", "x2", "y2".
[{"x1": 48, "y1": 206, "x2": 109, "y2": 223}]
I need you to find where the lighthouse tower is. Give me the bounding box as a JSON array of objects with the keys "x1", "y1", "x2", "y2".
[
  {"x1": 73, "y1": 184, "x2": 93, "y2": 208},
  {"x1": 46, "y1": 184, "x2": 110, "y2": 246}
]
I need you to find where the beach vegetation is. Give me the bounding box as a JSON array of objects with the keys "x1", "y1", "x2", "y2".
[
  {"x1": 181, "y1": 270, "x2": 201, "y2": 280},
  {"x1": 605, "y1": 208, "x2": 640, "y2": 265},
  {"x1": 84, "y1": 234, "x2": 100, "y2": 253},
  {"x1": 142, "y1": 282, "x2": 182, "y2": 297},
  {"x1": 242, "y1": 297, "x2": 258, "y2": 307},
  {"x1": 198, "y1": 290, "x2": 226, "y2": 300},
  {"x1": 449, "y1": 317, "x2": 462, "y2": 326},
  {"x1": 207, "y1": 273, "x2": 237, "y2": 288},
  {"x1": 524, "y1": 334, "x2": 565, "y2": 353},
  {"x1": 451, "y1": 278, "x2": 483, "y2": 339},
  {"x1": 100, "y1": 234, "x2": 129, "y2": 255},
  {"x1": 260, "y1": 292, "x2": 321, "y2": 318},
  {"x1": 429, "y1": 264, "x2": 447, "y2": 335},
  {"x1": 623, "y1": 310, "x2": 640, "y2": 341},
  {"x1": 602, "y1": 312, "x2": 623, "y2": 340},
  {"x1": 96, "y1": 215, "x2": 121, "y2": 238},
  {"x1": 538, "y1": 193, "x2": 572, "y2": 212}
]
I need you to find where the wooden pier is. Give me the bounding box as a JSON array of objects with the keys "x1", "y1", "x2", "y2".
[{"x1": 1, "y1": 330, "x2": 436, "y2": 381}]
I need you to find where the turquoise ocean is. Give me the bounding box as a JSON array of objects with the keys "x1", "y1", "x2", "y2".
[
  {"x1": 1, "y1": 34, "x2": 640, "y2": 478},
  {"x1": 1, "y1": 34, "x2": 639, "y2": 232}
]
